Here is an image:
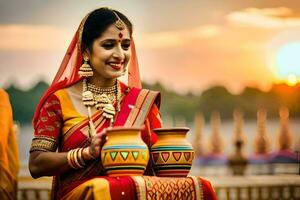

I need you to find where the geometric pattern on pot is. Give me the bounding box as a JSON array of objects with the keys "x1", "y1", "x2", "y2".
[
  {"x1": 100, "y1": 127, "x2": 149, "y2": 177},
  {"x1": 101, "y1": 144, "x2": 149, "y2": 176},
  {"x1": 151, "y1": 127, "x2": 194, "y2": 177},
  {"x1": 161, "y1": 152, "x2": 170, "y2": 162},
  {"x1": 151, "y1": 146, "x2": 194, "y2": 177},
  {"x1": 102, "y1": 145, "x2": 149, "y2": 162},
  {"x1": 172, "y1": 152, "x2": 182, "y2": 161},
  {"x1": 151, "y1": 145, "x2": 193, "y2": 164},
  {"x1": 132, "y1": 151, "x2": 139, "y2": 160}
]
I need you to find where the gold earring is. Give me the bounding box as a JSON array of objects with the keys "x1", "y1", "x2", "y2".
[{"x1": 78, "y1": 56, "x2": 93, "y2": 77}]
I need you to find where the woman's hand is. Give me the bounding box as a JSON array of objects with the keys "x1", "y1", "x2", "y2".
[{"x1": 88, "y1": 128, "x2": 107, "y2": 159}]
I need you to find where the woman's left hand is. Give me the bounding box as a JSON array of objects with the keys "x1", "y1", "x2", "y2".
[{"x1": 87, "y1": 128, "x2": 107, "y2": 159}]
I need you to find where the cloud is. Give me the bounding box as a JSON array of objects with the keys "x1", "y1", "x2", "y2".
[
  {"x1": 227, "y1": 7, "x2": 300, "y2": 29},
  {"x1": 245, "y1": 7, "x2": 293, "y2": 17},
  {"x1": 0, "y1": 24, "x2": 72, "y2": 51},
  {"x1": 136, "y1": 25, "x2": 222, "y2": 49},
  {"x1": 0, "y1": 23, "x2": 222, "y2": 51}
]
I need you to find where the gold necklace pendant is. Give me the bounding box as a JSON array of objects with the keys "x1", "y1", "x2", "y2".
[
  {"x1": 82, "y1": 79, "x2": 122, "y2": 126},
  {"x1": 94, "y1": 94, "x2": 116, "y2": 120}
]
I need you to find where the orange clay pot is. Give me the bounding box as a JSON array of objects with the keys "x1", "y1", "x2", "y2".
[
  {"x1": 151, "y1": 127, "x2": 194, "y2": 177},
  {"x1": 101, "y1": 127, "x2": 149, "y2": 177}
]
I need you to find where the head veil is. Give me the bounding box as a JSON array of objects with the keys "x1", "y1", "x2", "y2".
[{"x1": 33, "y1": 8, "x2": 142, "y2": 128}]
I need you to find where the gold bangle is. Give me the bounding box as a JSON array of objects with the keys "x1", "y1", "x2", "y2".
[
  {"x1": 67, "y1": 150, "x2": 77, "y2": 169},
  {"x1": 67, "y1": 149, "x2": 85, "y2": 169},
  {"x1": 73, "y1": 148, "x2": 84, "y2": 168},
  {"x1": 71, "y1": 149, "x2": 77, "y2": 168},
  {"x1": 77, "y1": 148, "x2": 86, "y2": 167}
]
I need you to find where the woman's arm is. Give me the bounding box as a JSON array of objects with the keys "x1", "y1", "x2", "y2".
[
  {"x1": 29, "y1": 151, "x2": 69, "y2": 178},
  {"x1": 29, "y1": 130, "x2": 106, "y2": 179}
]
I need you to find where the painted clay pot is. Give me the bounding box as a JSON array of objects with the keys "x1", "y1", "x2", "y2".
[
  {"x1": 101, "y1": 127, "x2": 149, "y2": 177},
  {"x1": 151, "y1": 127, "x2": 194, "y2": 177}
]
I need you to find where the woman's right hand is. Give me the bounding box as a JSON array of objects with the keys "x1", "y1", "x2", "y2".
[{"x1": 88, "y1": 128, "x2": 107, "y2": 159}]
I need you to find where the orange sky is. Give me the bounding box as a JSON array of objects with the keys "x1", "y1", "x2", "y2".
[{"x1": 1, "y1": 1, "x2": 300, "y2": 93}]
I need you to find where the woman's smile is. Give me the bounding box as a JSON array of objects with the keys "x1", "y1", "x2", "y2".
[{"x1": 107, "y1": 61, "x2": 124, "y2": 71}]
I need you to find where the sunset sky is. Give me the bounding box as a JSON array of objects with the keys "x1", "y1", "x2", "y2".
[{"x1": 1, "y1": 0, "x2": 300, "y2": 93}]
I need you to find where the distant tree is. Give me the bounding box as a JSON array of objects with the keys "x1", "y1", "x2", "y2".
[
  {"x1": 4, "y1": 80, "x2": 300, "y2": 126},
  {"x1": 5, "y1": 80, "x2": 49, "y2": 124},
  {"x1": 198, "y1": 86, "x2": 237, "y2": 120}
]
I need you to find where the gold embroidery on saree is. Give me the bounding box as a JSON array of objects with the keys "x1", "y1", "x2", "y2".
[
  {"x1": 54, "y1": 121, "x2": 61, "y2": 128},
  {"x1": 134, "y1": 176, "x2": 199, "y2": 200},
  {"x1": 30, "y1": 136, "x2": 57, "y2": 152},
  {"x1": 47, "y1": 111, "x2": 56, "y2": 117},
  {"x1": 46, "y1": 125, "x2": 55, "y2": 132},
  {"x1": 41, "y1": 116, "x2": 48, "y2": 122}
]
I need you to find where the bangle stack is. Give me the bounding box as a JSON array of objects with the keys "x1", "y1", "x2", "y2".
[
  {"x1": 67, "y1": 148, "x2": 86, "y2": 169},
  {"x1": 67, "y1": 147, "x2": 97, "y2": 169}
]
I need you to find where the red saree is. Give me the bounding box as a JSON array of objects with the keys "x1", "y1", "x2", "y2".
[
  {"x1": 30, "y1": 82, "x2": 162, "y2": 199},
  {"x1": 31, "y1": 82, "x2": 216, "y2": 200}
]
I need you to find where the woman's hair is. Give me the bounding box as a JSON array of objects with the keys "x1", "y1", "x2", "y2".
[{"x1": 81, "y1": 7, "x2": 133, "y2": 52}]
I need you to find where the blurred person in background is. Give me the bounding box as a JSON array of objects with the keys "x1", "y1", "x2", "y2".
[{"x1": 0, "y1": 89, "x2": 19, "y2": 200}]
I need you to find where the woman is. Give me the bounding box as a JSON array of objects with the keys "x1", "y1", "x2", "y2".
[
  {"x1": 0, "y1": 89, "x2": 19, "y2": 200},
  {"x1": 29, "y1": 8, "x2": 216, "y2": 200}
]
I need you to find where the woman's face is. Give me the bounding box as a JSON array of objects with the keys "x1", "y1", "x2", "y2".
[{"x1": 87, "y1": 24, "x2": 131, "y2": 81}]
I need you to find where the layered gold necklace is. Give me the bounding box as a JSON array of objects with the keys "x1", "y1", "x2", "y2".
[{"x1": 82, "y1": 79, "x2": 121, "y2": 136}]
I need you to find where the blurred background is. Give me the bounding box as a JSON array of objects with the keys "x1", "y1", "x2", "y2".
[{"x1": 1, "y1": 0, "x2": 299, "y2": 199}]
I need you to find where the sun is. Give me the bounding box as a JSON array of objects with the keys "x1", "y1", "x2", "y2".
[
  {"x1": 287, "y1": 74, "x2": 297, "y2": 86},
  {"x1": 275, "y1": 42, "x2": 300, "y2": 85}
]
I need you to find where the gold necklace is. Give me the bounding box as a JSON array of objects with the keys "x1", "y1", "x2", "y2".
[
  {"x1": 82, "y1": 79, "x2": 121, "y2": 127},
  {"x1": 87, "y1": 82, "x2": 117, "y2": 103}
]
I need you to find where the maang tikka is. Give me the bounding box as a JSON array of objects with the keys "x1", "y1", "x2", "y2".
[
  {"x1": 78, "y1": 56, "x2": 93, "y2": 77},
  {"x1": 111, "y1": 10, "x2": 125, "y2": 30}
]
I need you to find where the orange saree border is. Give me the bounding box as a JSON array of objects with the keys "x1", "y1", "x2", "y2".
[
  {"x1": 124, "y1": 89, "x2": 149, "y2": 126},
  {"x1": 63, "y1": 111, "x2": 101, "y2": 140},
  {"x1": 132, "y1": 90, "x2": 160, "y2": 127},
  {"x1": 62, "y1": 111, "x2": 108, "y2": 151},
  {"x1": 123, "y1": 89, "x2": 160, "y2": 127},
  {"x1": 191, "y1": 176, "x2": 204, "y2": 200}
]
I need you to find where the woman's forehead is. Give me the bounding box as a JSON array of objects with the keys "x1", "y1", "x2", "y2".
[{"x1": 99, "y1": 24, "x2": 130, "y2": 40}]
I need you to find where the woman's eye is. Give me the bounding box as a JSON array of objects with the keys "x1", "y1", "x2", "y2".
[
  {"x1": 102, "y1": 43, "x2": 114, "y2": 49},
  {"x1": 122, "y1": 43, "x2": 130, "y2": 50}
]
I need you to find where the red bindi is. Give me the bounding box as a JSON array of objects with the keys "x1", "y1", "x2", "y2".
[{"x1": 118, "y1": 32, "x2": 123, "y2": 39}]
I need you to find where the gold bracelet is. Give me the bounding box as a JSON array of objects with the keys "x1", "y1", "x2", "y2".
[
  {"x1": 73, "y1": 149, "x2": 80, "y2": 168},
  {"x1": 67, "y1": 150, "x2": 77, "y2": 169},
  {"x1": 67, "y1": 149, "x2": 85, "y2": 169},
  {"x1": 77, "y1": 148, "x2": 86, "y2": 166}
]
